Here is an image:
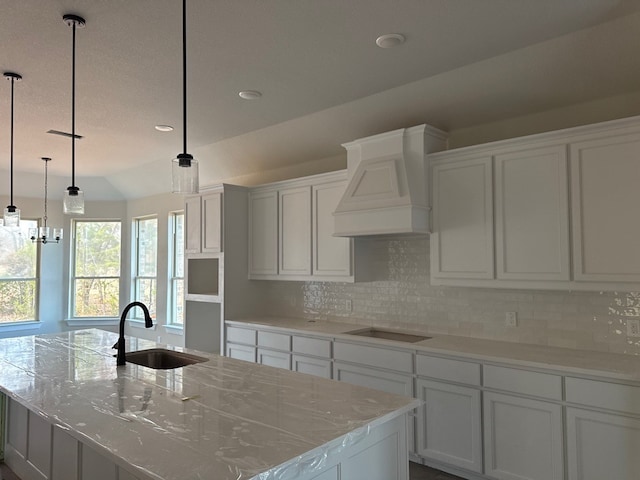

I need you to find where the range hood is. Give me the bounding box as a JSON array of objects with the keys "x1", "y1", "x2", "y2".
[{"x1": 333, "y1": 124, "x2": 448, "y2": 237}]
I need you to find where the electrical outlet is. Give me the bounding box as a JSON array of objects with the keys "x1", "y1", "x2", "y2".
[
  {"x1": 627, "y1": 319, "x2": 640, "y2": 337},
  {"x1": 505, "y1": 311, "x2": 518, "y2": 327},
  {"x1": 345, "y1": 299, "x2": 353, "y2": 312}
]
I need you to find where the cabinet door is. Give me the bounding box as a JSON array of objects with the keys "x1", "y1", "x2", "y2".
[
  {"x1": 484, "y1": 391, "x2": 563, "y2": 480},
  {"x1": 201, "y1": 192, "x2": 222, "y2": 253},
  {"x1": 257, "y1": 348, "x2": 291, "y2": 370},
  {"x1": 495, "y1": 146, "x2": 570, "y2": 281},
  {"x1": 279, "y1": 186, "x2": 312, "y2": 276},
  {"x1": 249, "y1": 190, "x2": 278, "y2": 276},
  {"x1": 313, "y1": 181, "x2": 352, "y2": 278},
  {"x1": 570, "y1": 134, "x2": 640, "y2": 282},
  {"x1": 184, "y1": 195, "x2": 201, "y2": 254},
  {"x1": 431, "y1": 157, "x2": 494, "y2": 279},
  {"x1": 416, "y1": 379, "x2": 482, "y2": 473},
  {"x1": 226, "y1": 343, "x2": 256, "y2": 363},
  {"x1": 566, "y1": 407, "x2": 640, "y2": 480},
  {"x1": 292, "y1": 354, "x2": 332, "y2": 378},
  {"x1": 334, "y1": 361, "x2": 415, "y2": 454}
]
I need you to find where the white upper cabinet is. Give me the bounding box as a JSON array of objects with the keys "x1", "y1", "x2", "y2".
[
  {"x1": 279, "y1": 186, "x2": 312, "y2": 276},
  {"x1": 201, "y1": 192, "x2": 223, "y2": 253},
  {"x1": 185, "y1": 191, "x2": 223, "y2": 254},
  {"x1": 430, "y1": 115, "x2": 640, "y2": 291},
  {"x1": 431, "y1": 156, "x2": 494, "y2": 279},
  {"x1": 570, "y1": 133, "x2": 640, "y2": 283},
  {"x1": 248, "y1": 190, "x2": 278, "y2": 276},
  {"x1": 313, "y1": 180, "x2": 352, "y2": 279},
  {"x1": 185, "y1": 195, "x2": 201, "y2": 254},
  {"x1": 248, "y1": 172, "x2": 353, "y2": 281},
  {"x1": 495, "y1": 145, "x2": 570, "y2": 281}
]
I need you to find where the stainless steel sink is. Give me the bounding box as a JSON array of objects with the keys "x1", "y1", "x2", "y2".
[
  {"x1": 123, "y1": 348, "x2": 208, "y2": 369},
  {"x1": 345, "y1": 328, "x2": 431, "y2": 343}
]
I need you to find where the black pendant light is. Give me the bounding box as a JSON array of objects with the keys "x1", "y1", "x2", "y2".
[
  {"x1": 62, "y1": 14, "x2": 86, "y2": 215},
  {"x1": 171, "y1": 0, "x2": 199, "y2": 194},
  {"x1": 3, "y1": 72, "x2": 22, "y2": 227},
  {"x1": 30, "y1": 158, "x2": 63, "y2": 244}
]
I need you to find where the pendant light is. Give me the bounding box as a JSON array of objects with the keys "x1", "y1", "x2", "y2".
[
  {"x1": 171, "y1": 0, "x2": 199, "y2": 194},
  {"x1": 62, "y1": 14, "x2": 86, "y2": 215},
  {"x1": 30, "y1": 158, "x2": 63, "y2": 244},
  {"x1": 3, "y1": 72, "x2": 22, "y2": 227}
]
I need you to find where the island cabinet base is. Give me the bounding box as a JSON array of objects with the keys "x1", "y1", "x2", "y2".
[
  {"x1": 3, "y1": 397, "x2": 410, "y2": 480},
  {"x1": 4, "y1": 399, "x2": 141, "y2": 480}
]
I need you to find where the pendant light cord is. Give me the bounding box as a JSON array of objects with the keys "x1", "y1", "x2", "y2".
[
  {"x1": 9, "y1": 76, "x2": 15, "y2": 207},
  {"x1": 71, "y1": 20, "x2": 77, "y2": 188},
  {"x1": 43, "y1": 159, "x2": 49, "y2": 228},
  {"x1": 182, "y1": 0, "x2": 187, "y2": 155}
]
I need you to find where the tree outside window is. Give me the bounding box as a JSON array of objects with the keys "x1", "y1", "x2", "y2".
[
  {"x1": 72, "y1": 220, "x2": 121, "y2": 318},
  {"x1": 0, "y1": 220, "x2": 38, "y2": 323},
  {"x1": 133, "y1": 217, "x2": 157, "y2": 319}
]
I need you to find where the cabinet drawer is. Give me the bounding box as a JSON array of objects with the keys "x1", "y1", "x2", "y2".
[
  {"x1": 416, "y1": 355, "x2": 481, "y2": 386},
  {"x1": 333, "y1": 341, "x2": 413, "y2": 373},
  {"x1": 484, "y1": 365, "x2": 562, "y2": 400},
  {"x1": 257, "y1": 331, "x2": 290, "y2": 351},
  {"x1": 566, "y1": 377, "x2": 640, "y2": 415},
  {"x1": 292, "y1": 336, "x2": 331, "y2": 358},
  {"x1": 226, "y1": 326, "x2": 256, "y2": 345}
]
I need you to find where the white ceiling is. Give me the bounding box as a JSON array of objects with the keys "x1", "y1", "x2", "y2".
[{"x1": 2, "y1": 0, "x2": 640, "y2": 199}]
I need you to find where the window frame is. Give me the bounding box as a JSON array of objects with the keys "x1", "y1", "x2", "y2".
[
  {"x1": 69, "y1": 219, "x2": 122, "y2": 320},
  {"x1": 167, "y1": 211, "x2": 184, "y2": 327},
  {"x1": 0, "y1": 218, "x2": 40, "y2": 325},
  {"x1": 132, "y1": 215, "x2": 158, "y2": 320}
]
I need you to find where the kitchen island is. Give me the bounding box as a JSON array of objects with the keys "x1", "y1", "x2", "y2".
[{"x1": 0, "y1": 329, "x2": 418, "y2": 480}]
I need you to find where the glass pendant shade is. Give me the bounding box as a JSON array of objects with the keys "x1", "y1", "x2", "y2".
[
  {"x1": 172, "y1": 154, "x2": 199, "y2": 194},
  {"x1": 63, "y1": 187, "x2": 85, "y2": 215},
  {"x1": 3, "y1": 206, "x2": 20, "y2": 227}
]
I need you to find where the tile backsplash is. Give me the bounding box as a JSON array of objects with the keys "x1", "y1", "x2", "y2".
[{"x1": 260, "y1": 235, "x2": 640, "y2": 355}]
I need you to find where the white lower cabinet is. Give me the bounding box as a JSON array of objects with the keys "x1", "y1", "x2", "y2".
[
  {"x1": 483, "y1": 392, "x2": 564, "y2": 480},
  {"x1": 292, "y1": 354, "x2": 332, "y2": 378},
  {"x1": 257, "y1": 347, "x2": 291, "y2": 369},
  {"x1": 224, "y1": 322, "x2": 640, "y2": 480},
  {"x1": 333, "y1": 360, "x2": 415, "y2": 455},
  {"x1": 566, "y1": 407, "x2": 640, "y2": 480},
  {"x1": 226, "y1": 343, "x2": 256, "y2": 362},
  {"x1": 416, "y1": 379, "x2": 482, "y2": 473},
  {"x1": 333, "y1": 361, "x2": 413, "y2": 396}
]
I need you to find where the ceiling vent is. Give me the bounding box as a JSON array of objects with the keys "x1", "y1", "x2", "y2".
[{"x1": 333, "y1": 124, "x2": 448, "y2": 236}]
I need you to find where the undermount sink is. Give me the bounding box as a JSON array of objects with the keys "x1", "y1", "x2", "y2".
[
  {"x1": 345, "y1": 328, "x2": 431, "y2": 343},
  {"x1": 122, "y1": 348, "x2": 208, "y2": 369}
]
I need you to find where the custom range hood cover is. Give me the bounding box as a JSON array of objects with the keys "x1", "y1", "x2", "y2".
[{"x1": 333, "y1": 124, "x2": 448, "y2": 236}]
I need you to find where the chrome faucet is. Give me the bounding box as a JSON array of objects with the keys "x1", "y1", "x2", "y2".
[{"x1": 113, "y1": 301, "x2": 153, "y2": 366}]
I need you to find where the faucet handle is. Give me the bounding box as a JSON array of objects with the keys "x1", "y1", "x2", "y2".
[{"x1": 112, "y1": 340, "x2": 121, "y2": 350}]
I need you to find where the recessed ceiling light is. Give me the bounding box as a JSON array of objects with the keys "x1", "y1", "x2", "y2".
[
  {"x1": 238, "y1": 90, "x2": 262, "y2": 100},
  {"x1": 375, "y1": 33, "x2": 405, "y2": 49},
  {"x1": 155, "y1": 125, "x2": 174, "y2": 132}
]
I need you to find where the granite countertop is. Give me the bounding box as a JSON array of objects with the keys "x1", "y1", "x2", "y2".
[
  {"x1": 227, "y1": 317, "x2": 640, "y2": 382},
  {"x1": 0, "y1": 329, "x2": 419, "y2": 480}
]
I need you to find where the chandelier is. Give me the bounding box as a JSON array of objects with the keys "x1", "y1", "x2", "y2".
[{"x1": 30, "y1": 157, "x2": 63, "y2": 244}]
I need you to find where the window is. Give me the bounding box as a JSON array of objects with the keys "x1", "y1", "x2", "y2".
[
  {"x1": 0, "y1": 220, "x2": 38, "y2": 323},
  {"x1": 71, "y1": 220, "x2": 121, "y2": 318},
  {"x1": 133, "y1": 217, "x2": 157, "y2": 319},
  {"x1": 168, "y1": 212, "x2": 184, "y2": 325}
]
